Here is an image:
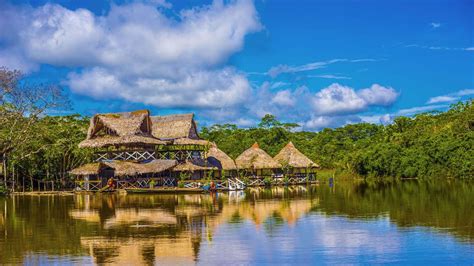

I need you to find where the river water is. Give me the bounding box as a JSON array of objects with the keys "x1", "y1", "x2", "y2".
[{"x1": 1, "y1": 180, "x2": 473, "y2": 265}]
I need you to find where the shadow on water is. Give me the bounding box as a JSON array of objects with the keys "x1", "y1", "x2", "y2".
[{"x1": 0, "y1": 179, "x2": 473, "y2": 264}]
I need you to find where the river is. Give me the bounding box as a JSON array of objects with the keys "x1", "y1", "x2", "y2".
[{"x1": 0, "y1": 180, "x2": 473, "y2": 264}]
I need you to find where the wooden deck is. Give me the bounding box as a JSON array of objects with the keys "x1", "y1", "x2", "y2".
[{"x1": 124, "y1": 187, "x2": 205, "y2": 194}]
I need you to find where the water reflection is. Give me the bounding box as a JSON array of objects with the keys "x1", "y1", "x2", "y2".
[{"x1": 0, "y1": 180, "x2": 473, "y2": 264}]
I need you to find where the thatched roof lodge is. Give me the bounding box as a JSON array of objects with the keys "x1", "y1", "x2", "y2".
[
  {"x1": 235, "y1": 143, "x2": 281, "y2": 170},
  {"x1": 274, "y1": 142, "x2": 319, "y2": 169}
]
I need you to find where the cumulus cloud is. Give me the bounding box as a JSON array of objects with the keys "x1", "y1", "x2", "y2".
[
  {"x1": 271, "y1": 90, "x2": 295, "y2": 107},
  {"x1": 358, "y1": 84, "x2": 398, "y2": 106},
  {"x1": 312, "y1": 84, "x2": 367, "y2": 115},
  {"x1": 304, "y1": 116, "x2": 333, "y2": 129},
  {"x1": 0, "y1": 0, "x2": 261, "y2": 109},
  {"x1": 311, "y1": 83, "x2": 398, "y2": 115}
]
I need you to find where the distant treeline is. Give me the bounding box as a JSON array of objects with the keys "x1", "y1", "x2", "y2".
[{"x1": 201, "y1": 100, "x2": 473, "y2": 179}]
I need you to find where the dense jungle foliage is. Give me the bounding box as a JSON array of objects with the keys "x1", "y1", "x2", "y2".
[{"x1": 201, "y1": 100, "x2": 473, "y2": 179}]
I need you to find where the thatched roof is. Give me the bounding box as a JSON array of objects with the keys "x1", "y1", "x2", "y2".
[
  {"x1": 87, "y1": 110, "x2": 151, "y2": 138},
  {"x1": 69, "y1": 160, "x2": 177, "y2": 176},
  {"x1": 274, "y1": 142, "x2": 319, "y2": 168},
  {"x1": 69, "y1": 162, "x2": 109, "y2": 175},
  {"x1": 172, "y1": 160, "x2": 213, "y2": 172},
  {"x1": 206, "y1": 144, "x2": 237, "y2": 170},
  {"x1": 235, "y1": 142, "x2": 282, "y2": 170},
  {"x1": 80, "y1": 110, "x2": 166, "y2": 148},
  {"x1": 151, "y1": 114, "x2": 199, "y2": 140},
  {"x1": 108, "y1": 160, "x2": 178, "y2": 177},
  {"x1": 79, "y1": 135, "x2": 166, "y2": 148},
  {"x1": 172, "y1": 138, "x2": 210, "y2": 146}
]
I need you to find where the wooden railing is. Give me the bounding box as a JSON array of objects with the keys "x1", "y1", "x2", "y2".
[{"x1": 74, "y1": 180, "x2": 102, "y2": 191}]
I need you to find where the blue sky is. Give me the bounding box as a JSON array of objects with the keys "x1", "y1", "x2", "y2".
[{"x1": 1, "y1": 0, "x2": 473, "y2": 130}]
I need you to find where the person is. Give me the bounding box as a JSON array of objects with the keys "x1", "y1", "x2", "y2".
[
  {"x1": 210, "y1": 181, "x2": 216, "y2": 191},
  {"x1": 107, "y1": 177, "x2": 115, "y2": 190}
]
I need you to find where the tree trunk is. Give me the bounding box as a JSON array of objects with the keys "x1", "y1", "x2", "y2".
[
  {"x1": 30, "y1": 175, "x2": 33, "y2": 192},
  {"x1": 12, "y1": 164, "x2": 15, "y2": 192},
  {"x1": 3, "y1": 154, "x2": 7, "y2": 189}
]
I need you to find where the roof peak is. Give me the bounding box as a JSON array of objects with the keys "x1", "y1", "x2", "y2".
[
  {"x1": 251, "y1": 142, "x2": 260, "y2": 149},
  {"x1": 286, "y1": 141, "x2": 295, "y2": 148}
]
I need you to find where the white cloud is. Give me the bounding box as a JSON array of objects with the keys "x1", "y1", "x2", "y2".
[
  {"x1": 426, "y1": 89, "x2": 474, "y2": 104},
  {"x1": 397, "y1": 104, "x2": 448, "y2": 115},
  {"x1": 312, "y1": 83, "x2": 399, "y2": 115},
  {"x1": 0, "y1": 0, "x2": 261, "y2": 109},
  {"x1": 358, "y1": 84, "x2": 398, "y2": 106},
  {"x1": 271, "y1": 90, "x2": 295, "y2": 107},
  {"x1": 267, "y1": 58, "x2": 376, "y2": 78},
  {"x1": 406, "y1": 44, "x2": 474, "y2": 52},
  {"x1": 270, "y1": 81, "x2": 289, "y2": 89},
  {"x1": 427, "y1": 96, "x2": 457, "y2": 104},
  {"x1": 304, "y1": 116, "x2": 333, "y2": 129},
  {"x1": 312, "y1": 84, "x2": 367, "y2": 115},
  {"x1": 457, "y1": 89, "x2": 474, "y2": 96},
  {"x1": 68, "y1": 67, "x2": 251, "y2": 108},
  {"x1": 359, "y1": 114, "x2": 393, "y2": 125},
  {"x1": 430, "y1": 22, "x2": 441, "y2": 28},
  {"x1": 234, "y1": 118, "x2": 256, "y2": 127},
  {"x1": 309, "y1": 74, "x2": 352, "y2": 80}
]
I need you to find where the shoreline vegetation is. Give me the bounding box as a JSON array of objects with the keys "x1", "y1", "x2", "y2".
[{"x1": 1, "y1": 67, "x2": 473, "y2": 193}]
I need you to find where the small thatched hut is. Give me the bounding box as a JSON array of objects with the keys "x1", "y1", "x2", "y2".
[
  {"x1": 172, "y1": 160, "x2": 213, "y2": 180},
  {"x1": 206, "y1": 144, "x2": 237, "y2": 178},
  {"x1": 235, "y1": 143, "x2": 281, "y2": 177},
  {"x1": 274, "y1": 142, "x2": 319, "y2": 175},
  {"x1": 69, "y1": 162, "x2": 110, "y2": 176}
]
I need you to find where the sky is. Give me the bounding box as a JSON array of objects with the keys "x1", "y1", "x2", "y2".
[{"x1": 0, "y1": 0, "x2": 473, "y2": 130}]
